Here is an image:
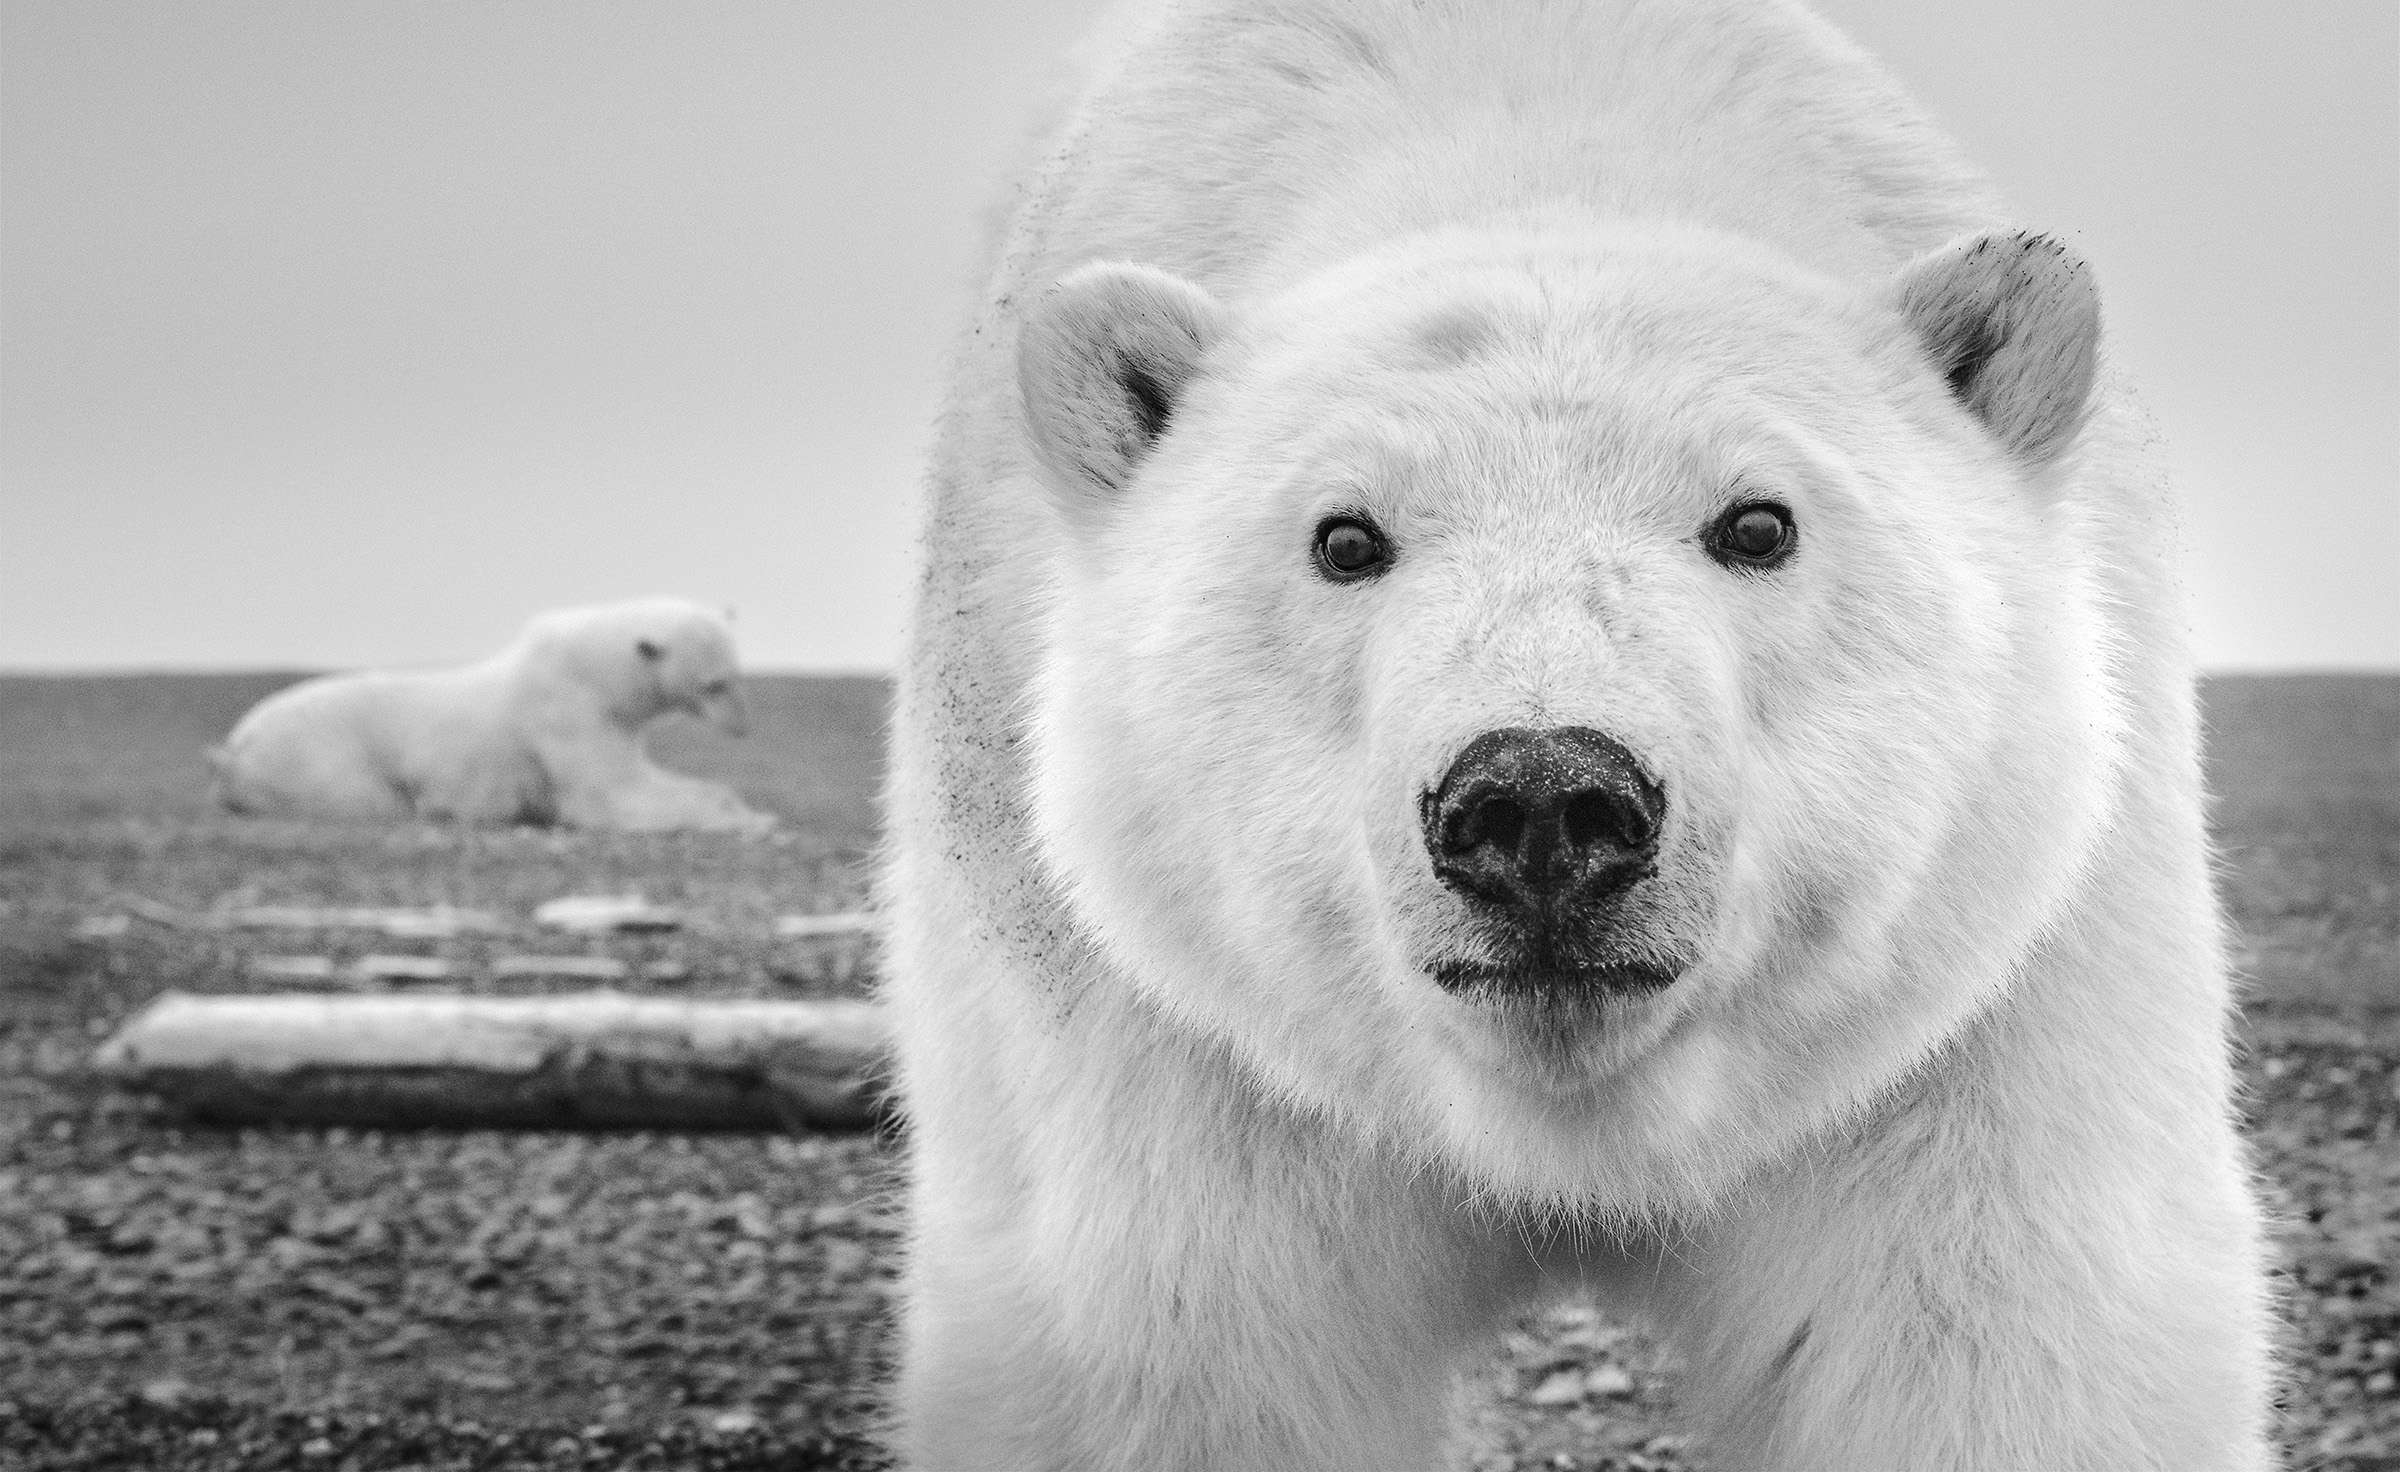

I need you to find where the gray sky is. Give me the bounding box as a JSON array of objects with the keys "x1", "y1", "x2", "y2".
[{"x1": 3, "y1": 0, "x2": 2393, "y2": 672}]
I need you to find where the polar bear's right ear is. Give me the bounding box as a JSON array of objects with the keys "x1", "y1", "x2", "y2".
[
  {"x1": 1893, "y1": 231, "x2": 2100, "y2": 472},
  {"x1": 1018, "y1": 262, "x2": 1229, "y2": 515}
]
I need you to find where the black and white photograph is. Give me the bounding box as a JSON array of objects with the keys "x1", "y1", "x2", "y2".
[{"x1": 2, "y1": 1, "x2": 2394, "y2": 1467}]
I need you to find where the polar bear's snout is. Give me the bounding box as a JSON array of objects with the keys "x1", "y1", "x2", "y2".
[
  {"x1": 1419, "y1": 726, "x2": 1673, "y2": 997},
  {"x1": 1422, "y1": 727, "x2": 1664, "y2": 904}
]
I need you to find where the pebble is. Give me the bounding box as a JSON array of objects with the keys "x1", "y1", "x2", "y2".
[{"x1": 1526, "y1": 1369, "x2": 1589, "y2": 1407}]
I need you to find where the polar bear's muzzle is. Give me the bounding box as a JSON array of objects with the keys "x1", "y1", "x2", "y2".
[
  {"x1": 1419, "y1": 726, "x2": 1677, "y2": 999},
  {"x1": 697, "y1": 685, "x2": 750, "y2": 737}
]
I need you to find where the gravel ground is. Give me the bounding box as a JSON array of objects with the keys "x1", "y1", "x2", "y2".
[
  {"x1": 8, "y1": 996, "x2": 2395, "y2": 1471},
  {"x1": 2, "y1": 674, "x2": 2393, "y2": 1469},
  {"x1": 2245, "y1": 1020, "x2": 2400, "y2": 1467}
]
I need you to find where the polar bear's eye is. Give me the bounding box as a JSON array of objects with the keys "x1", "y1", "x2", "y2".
[
  {"x1": 1313, "y1": 516, "x2": 1391, "y2": 581},
  {"x1": 1708, "y1": 502, "x2": 1796, "y2": 569}
]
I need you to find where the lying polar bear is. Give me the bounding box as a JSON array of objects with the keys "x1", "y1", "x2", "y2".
[{"x1": 212, "y1": 597, "x2": 775, "y2": 832}]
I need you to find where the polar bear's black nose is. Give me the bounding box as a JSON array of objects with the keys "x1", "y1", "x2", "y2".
[{"x1": 1423, "y1": 727, "x2": 1664, "y2": 911}]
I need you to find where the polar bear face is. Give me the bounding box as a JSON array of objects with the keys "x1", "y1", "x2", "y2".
[
  {"x1": 520, "y1": 598, "x2": 752, "y2": 735},
  {"x1": 1019, "y1": 224, "x2": 2122, "y2": 1214},
  {"x1": 634, "y1": 619, "x2": 750, "y2": 736}
]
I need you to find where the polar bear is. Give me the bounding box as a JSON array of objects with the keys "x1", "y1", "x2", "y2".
[
  {"x1": 213, "y1": 597, "x2": 775, "y2": 833},
  {"x1": 882, "y1": 2, "x2": 2272, "y2": 1469}
]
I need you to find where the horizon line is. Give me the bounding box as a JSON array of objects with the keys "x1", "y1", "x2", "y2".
[{"x1": 0, "y1": 664, "x2": 898, "y2": 681}]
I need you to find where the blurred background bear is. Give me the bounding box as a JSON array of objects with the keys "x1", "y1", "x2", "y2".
[{"x1": 211, "y1": 597, "x2": 775, "y2": 833}]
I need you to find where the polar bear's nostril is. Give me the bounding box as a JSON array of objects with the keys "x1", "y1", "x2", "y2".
[
  {"x1": 1457, "y1": 795, "x2": 1526, "y2": 855},
  {"x1": 1564, "y1": 785, "x2": 1657, "y2": 852},
  {"x1": 1425, "y1": 727, "x2": 1664, "y2": 911}
]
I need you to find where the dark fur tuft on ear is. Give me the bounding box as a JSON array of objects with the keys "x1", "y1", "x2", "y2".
[
  {"x1": 635, "y1": 638, "x2": 664, "y2": 661},
  {"x1": 1894, "y1": 231, "x2": 2101, "y2": 470},
  {"x1": 1017, "y1": 262, "x2": 1229, "y2": 515}
]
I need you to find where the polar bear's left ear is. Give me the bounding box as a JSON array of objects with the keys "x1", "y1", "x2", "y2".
[
  {"x1": 1893, "y1": 231, "x2": 2100, "y2": 472},
  {"x1": 1018, "y1": 262, "x2": 1229, "y2": 517}
]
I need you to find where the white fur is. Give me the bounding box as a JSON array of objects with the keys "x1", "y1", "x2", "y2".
[
  {"x1": 213, "y1": 597, "x2": 775, "y2": 833},
  {"x1": 884, "y1": 2, "x2": 2272, "y2": 1467}
]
